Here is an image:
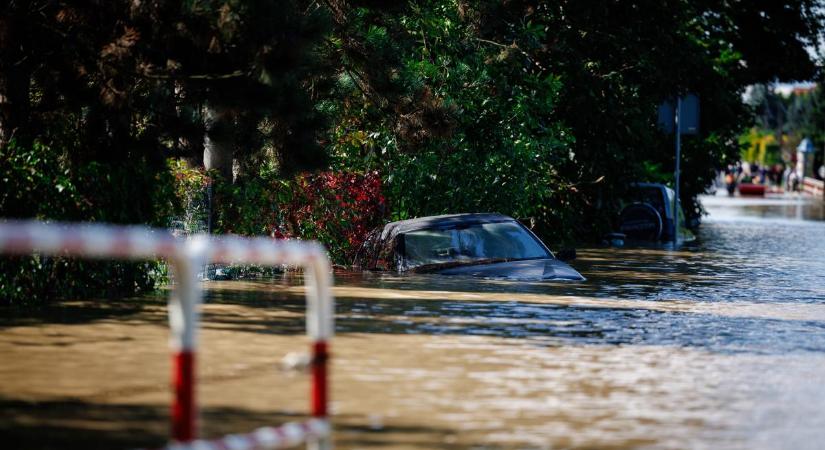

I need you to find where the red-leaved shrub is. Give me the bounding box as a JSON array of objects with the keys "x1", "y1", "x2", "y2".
[
  {"x1": 273, "y1": 171, "x2": 387, "y2": 264},
  {"x1": 172, "y1": 162, "x2": 387, "y2": 266}
]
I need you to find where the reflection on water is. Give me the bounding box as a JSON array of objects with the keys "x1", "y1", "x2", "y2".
[
  {"x1": 701, "y1": 193, "x2": 824, "y2": 222},
  {"x1": 1, "y1": 195, "x2": 825, "y2": 449}
]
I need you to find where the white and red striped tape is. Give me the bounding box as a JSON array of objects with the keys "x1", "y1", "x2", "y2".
[
  {"x1": 156, "y1": 418, "x2": 331, "y2": 450},
  {"x1": 802, "y1": 176, "x2": 824, "y2": 197},
  {"x1": 0, "y1": 220, "x2": 334, "y2": 449},
  {"x1": 0, "y1": 220, "x2": 181, "y2": 260}
]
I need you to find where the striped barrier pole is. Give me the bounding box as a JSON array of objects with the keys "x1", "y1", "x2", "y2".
[
  {"x1": 158, "y1": 418, "x2": 330, "y2": 450},
  {"x1": 0, "y1": 221, "x2": 202, "y2": 442},
  {"x1": 168, "y1": 236, "x2": 207, "y2": 442},
  {"x1": 802, "y1": 176, "x2": 824, "y2": 197},
  {"x1": 206, "y1": 236, "x2": 334, "y2": 450},
  {"x1": 305, "y1": 259, "x2": 332, "y2": 450},
  {"x1": 0, "y1": 221, "x2": 335, "y2": 450}
]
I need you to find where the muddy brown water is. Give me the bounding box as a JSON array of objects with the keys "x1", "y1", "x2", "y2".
[{"x1": 2, "y1": 194, "x2": 825, "y2": 449}]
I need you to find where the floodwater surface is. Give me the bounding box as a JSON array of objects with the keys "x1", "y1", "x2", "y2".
[{"x1": 1, "y1": 194, "x2": 824, "y2": 449}]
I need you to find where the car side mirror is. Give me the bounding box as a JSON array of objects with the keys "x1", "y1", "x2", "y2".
[{"x1": 556, "y1": 248, "x2": 576, "y2": 262}]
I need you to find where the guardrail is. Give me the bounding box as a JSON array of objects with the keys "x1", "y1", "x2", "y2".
[
  {"x1": 0, "y1": 220, "x2": 334, "y2": 450},
  {"x1": 802, "y1": 177, "x2": 824, "y2": 197}
]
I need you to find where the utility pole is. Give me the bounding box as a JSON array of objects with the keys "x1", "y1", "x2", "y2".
[
  {"x1": 658, "y1": 93, "x2": 698, "y2": 241},
  {"x1": 674, "y1": 97, "x2": 681, "y2": 243}
]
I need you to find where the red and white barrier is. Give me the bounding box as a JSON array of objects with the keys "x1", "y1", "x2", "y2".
[
  {"x1": 0, "y1": 220, "x2": 334, "y2": 450},
  {"x1": 160, "y1": 418, "x2": 330, "y2": 450},
  {"x1": 802, "y1": 177, "x2": 824, "y2": 197}
]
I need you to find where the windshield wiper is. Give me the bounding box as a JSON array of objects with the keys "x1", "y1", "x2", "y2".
[{"x1": 409, "y1": 257, "x2": 517, "y2": 273}]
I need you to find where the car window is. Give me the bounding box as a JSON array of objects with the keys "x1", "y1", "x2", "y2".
[
  {"x1": 630, "y1": 186, "x2": 666, "y2": 218},
  {"x1": 402, "y1": 221, "x2": 549, "y2": 268}
]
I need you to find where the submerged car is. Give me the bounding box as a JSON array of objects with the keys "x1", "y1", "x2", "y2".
[
  {"x1": 617, "y1": 182, "x2": 695, "y2": 242},
  {"x1": 356, "y1": 213, "x2": 585, "y2": 281}
]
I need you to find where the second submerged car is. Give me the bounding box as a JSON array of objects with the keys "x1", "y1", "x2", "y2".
[{"x1": 356, "y1": 213, "x2": 585, "y2": 281}]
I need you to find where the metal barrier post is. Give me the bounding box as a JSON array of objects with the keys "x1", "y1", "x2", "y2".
[
  {"x1": 168, "y1": 237, "x2": 207, "y2": 442},
  {"x1": 207, "y1": 236, "x2": 335, "y2": 450},
  {"x1": 0, "y1": 222, "x2": 335, "y2": 450},
  {"x1": 304, "y1": 257, "x2": 333, "y2": 450}
]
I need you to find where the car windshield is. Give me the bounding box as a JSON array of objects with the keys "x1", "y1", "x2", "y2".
[
  {"x1": 402, "y1": 221, "x2": 550, "y2": 269},
  {"x1": 629, "y1": 186, "x2": 668, "y2": 219}
]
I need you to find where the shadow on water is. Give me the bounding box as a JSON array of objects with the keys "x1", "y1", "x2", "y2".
[
  {"x1": 0, "y1": 295, "x2": 168, "y2": 330},
  {"x1": 3, "y1": 274, "x2": 825, "y2": 356},
  {"x1": 199, "y1": 283, "x2": 825, "y2": 355},
  {"x1": 0, "y1": 396, "x2": 490, "y2": 450}
]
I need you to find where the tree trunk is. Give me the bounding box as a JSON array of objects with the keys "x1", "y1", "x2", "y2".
[
  {"x1": 202, "y1": 104, "x2": 234, "y2": 236},
  {"x1": 203, "y1": 104, "x2": 234, "y2": 181}
]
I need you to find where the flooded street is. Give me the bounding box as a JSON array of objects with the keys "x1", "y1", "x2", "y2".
[{"x1": 2, "y1": 195, "x2": 825, "y2": 449}]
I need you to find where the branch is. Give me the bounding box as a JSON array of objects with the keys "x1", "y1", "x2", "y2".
[
  {"x1": 475, "y1": 38, "x2": 547, "y2": 73},
  {"x1": 322, "y1": 37, "x2": 388, "y2": 107},
  {"x1": 139, "y1": 70, "x2": 248, "y2": 80}
]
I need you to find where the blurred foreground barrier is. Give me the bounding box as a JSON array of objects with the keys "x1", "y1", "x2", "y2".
[
  {"x1": 0, "y1": 220, "x2": 334, "y2": 450},
  {"x1": 802, "y1": 177, "x2": 823, "y2": 197}
]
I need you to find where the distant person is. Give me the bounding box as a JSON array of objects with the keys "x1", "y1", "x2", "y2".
[
  {"x1": 783, "y1": 165, "x2": 793, "y2": 191},
  {"x1": 725, "y1": 170, "x2": 736, "y2": 196},
  {"x1": 789, "y1": 170, "x2": 801, "y2": 192},
  {"x1": 739, "y1": 161, "x2": 753, "y2": 184},
  {"x1": 771, "y1": 163, "x2": 784, "y2": 186},
  {"x1": 819, "y1": 164, "x2": 825, "y2": 180}
]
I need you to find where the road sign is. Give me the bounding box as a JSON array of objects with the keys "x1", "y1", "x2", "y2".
[{"x1": 658, "y1": 94, "x2": 700, "y2": 135}]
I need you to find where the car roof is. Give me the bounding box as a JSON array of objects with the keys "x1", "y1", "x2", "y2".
[
  {"x1": 629, "y1": 182, "x2": 675, "y2": 216},
  {"x1": 380, "y1": 213, "x2": 515, "y2": 240},
  {"x1": 631, "y1": 182, "x2": 675, "y2": 195}
]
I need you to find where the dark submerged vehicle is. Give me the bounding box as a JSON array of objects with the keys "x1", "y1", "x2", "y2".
[
  {"x1": 618, "y1": 183, "x2": 695, "y2": 242},
  {"x1": 356, "y1": 213, "x2": 585, "y2": 281}
]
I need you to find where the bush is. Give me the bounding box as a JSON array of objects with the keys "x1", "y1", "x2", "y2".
[
  {"x1": 0, "y1": 140, "x2": 173, "y2": 305},
  {"x1": 169, "y1": 159, "x2": 214, "y2": 236},
  {"x1": 169, "y1": 162, "x2": 387, "y2": 266},
  {"x1": 271, "y1": 171, "x2": 386, "y2": 265}
]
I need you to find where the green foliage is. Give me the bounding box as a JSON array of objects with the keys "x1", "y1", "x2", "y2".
[
  {"x1": 0, "y1": 1, "x2": 332, "y2": 302},
  {"x1": 1, "y1": 140, "x2": 80, "y2": 220},
  {"x1": 749, "y1": 83, "x2": 825, "y2": 172},
  {"x1": 0, "y1": 140, "x2": 174, "y2": 305},
  {"x1": 3, "y1": 0, "x2": 823, "y2": 298},
  {"x1": 324, "y1": 1, "x2": 576, "y2": 242},
  {"x1": 169, "y1": 159, "x2": 214, "y2": 235},
  {"x1": 465, "y1": 0, "x2": 816, "y2": 224},
  {"x1": 169, "y1": 162, "x2": 387, "y2": 265},
  {"x1": 319, "y1": 0, "x2": 822, "y2": 240},
  {"x1": 1, "y1": 0, "x2": 333, "y2": 188}
]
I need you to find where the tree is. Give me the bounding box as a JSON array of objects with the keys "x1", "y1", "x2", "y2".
[
  {"x1": 748, "y1": 82, "x2": 825, "y2": 174},
  {"x1": 472, "y1": 0, "x2": 822, "y2": 226},
  {"x1": 318, "y1": 1, "x2": 575, "y2": 240},
  {"x1": 0, "y1": 1, "x2": 332, "y2": 302}
]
